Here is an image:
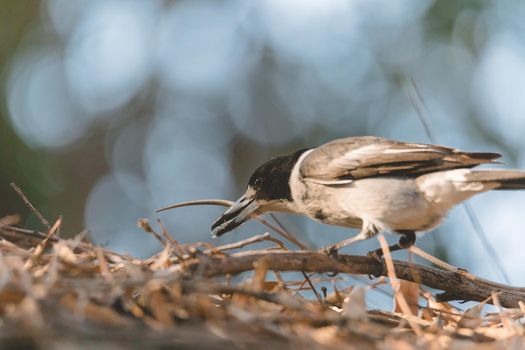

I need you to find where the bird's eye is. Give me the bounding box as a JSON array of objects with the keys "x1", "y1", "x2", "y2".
[{"x1": 253, "y1": 177, "x2": 262, "y2": 187}]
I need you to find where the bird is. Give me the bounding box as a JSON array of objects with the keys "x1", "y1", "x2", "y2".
[{"x1": 211, "y1": 136, "x2": 525, "y2": 259}]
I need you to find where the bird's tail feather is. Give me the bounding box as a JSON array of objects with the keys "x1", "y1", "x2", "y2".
[
  {"x1": 417, "y1": 168, "x2": 525, "y2": 209},
  {"x1": 462, "y1": 151, "x2": 502, "y2": 163},
  {"x1": 466, "y1": 170, "x2": 525, "y2": 190}
]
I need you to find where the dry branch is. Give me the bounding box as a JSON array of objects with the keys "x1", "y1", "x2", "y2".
[{"x1": 181, "y1": 249, "x2": 525, "y2": 308}]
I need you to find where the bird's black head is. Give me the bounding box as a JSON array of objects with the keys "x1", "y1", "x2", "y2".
[
  {"x1": 211, "y1": 148, "x2": 309, "y2": 237},
  {"x1": 248, "y1": 148, "x2": 309, "y2": 201}
]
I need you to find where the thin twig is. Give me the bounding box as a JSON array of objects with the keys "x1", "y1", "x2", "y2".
[
  {"x1": 24, "y1": 216, "x2": 62, "y2": 269},
  {"x1": 37, "y1": 216, "x2": 62, "y2": 250},
  {"x1": 405, "y1": 77, "x2": 434, "y2": 141},
  {"x1": 210, "y1": 233, "x2": 286, "y2": 252},
  {"x1": 462, "y1": 203, "x2": 511, "y2": 284},
  {"x1": 10, "y1": 182, "x2": 51, "y2": 230},
  {"x1": 268, "y1": 213, "x2": 312, "y2": 249},
  {"x1": 301, "y1": 271, "x2": 324, "y2": 306},
  {"x1": 137, "y1": 218, "x2": 166, "y2": 247},
  {"x1": 292, "y1": 273, "x2": 312, "y2": 296},
  {"x1": 156, "y1": 219, "x2": 179, "y2": 247},
  {"x1": 255, "y1": 217, "x2": 308, "y2": 250},
  {"x1": 265, "y1": 214, "x2": 323, "y2": 305},
  {"x1": 409, "y1": 246, "x2": 459, "y2": 273},
  {"x1": 377, "y1": 234, "x2": 422, "y2": 336},
  {"x1": 155, "y1": 199, "x2": 308, "y2": 250},
  {"x1": 155, "y1": 219, "x2": 185, "y2": 259}
]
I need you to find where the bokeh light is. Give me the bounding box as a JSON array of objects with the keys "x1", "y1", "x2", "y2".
[
  {"x1": 64, "y1": 0, "x2": 158, "y2": 114},
  {"x1": 2, "y1": 0, "x2": 525, "y2": 287},
  {"x1": 7, "y1": 49, "x2": 88, "y2": 148}
]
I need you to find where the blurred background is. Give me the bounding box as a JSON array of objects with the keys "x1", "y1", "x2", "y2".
[{"x1": 2, "y1": 0, "x2": 525, "y2": 300}]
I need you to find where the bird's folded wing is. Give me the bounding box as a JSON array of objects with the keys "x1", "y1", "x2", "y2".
[{"x1": 299, "y1": 136, "x2": 501, "y2": 183}]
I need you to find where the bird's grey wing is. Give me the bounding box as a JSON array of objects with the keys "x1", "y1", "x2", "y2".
[{"x1": 300, "y1": 136, "x2": 501, "y2": 183}]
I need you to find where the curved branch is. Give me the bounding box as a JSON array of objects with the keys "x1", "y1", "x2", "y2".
[
  {"x1": 2, "y1": 224, "x2": 523, "y2": 308},
  {"x1": 185, "y1": 250, "x2": 525, "y2": 308}
]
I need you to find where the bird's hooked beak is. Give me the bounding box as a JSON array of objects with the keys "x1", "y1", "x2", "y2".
[{"x1": 211, "y1": 189, "x2": 260, "y2": 237}]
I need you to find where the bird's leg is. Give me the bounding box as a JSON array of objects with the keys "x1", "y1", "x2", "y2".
[
  {"x1": 367, "y1": 230, "x2": 416, "y2": 262},
  {"x1": 320, "y1": 233, "x2": 367, "y2": 277},
  {"x1": 320, "y1": 230, "x2": 371, "y2": 259}
]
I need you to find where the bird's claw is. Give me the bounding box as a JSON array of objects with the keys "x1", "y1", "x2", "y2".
[
  {"x1": 322, "y1": 245, "x2": 339, "y2": 259},
  {"x1": 366, "y1": 250, "x2": 384, "y2": 279},
  {"x1": 321, "y1": 245, "x2": 341, "y2": 277},
  {"x1": 367, "y1": 249, "x2": 383, "y2": 263}
]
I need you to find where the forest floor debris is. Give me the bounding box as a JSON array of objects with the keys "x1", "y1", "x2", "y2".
[{"x1": 0, "y1": 218, "x2": 524, "y2": 349}]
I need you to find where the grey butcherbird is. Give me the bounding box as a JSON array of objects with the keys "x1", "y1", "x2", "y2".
[{"x1": 211, "y1": 136, "x2": 525, "y2": 258}]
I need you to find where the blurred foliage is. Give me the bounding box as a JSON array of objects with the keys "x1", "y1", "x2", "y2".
[
  {"x1": 1, "y1": 0, "x2": 525, "y2": 288},
  {"x1": 0, "y1": 1, "x2": 43, "y2": 228}
]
